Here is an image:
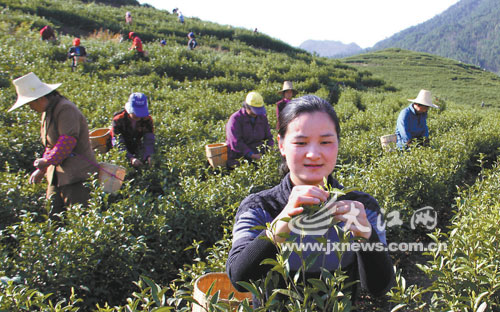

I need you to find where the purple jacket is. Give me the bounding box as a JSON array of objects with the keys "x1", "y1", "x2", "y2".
[{"x1": 225, "y1": 107, "x2": 274, "y2": 166}]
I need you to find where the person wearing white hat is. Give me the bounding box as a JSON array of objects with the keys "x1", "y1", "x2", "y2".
[
  {"x1": 225, "y1": 91, "x2": 274, "y2": 168},
  {"x1": 8, "y1": 72, "x2": 97, "y2": 220},
  {"x1": 276, "y1": 81, "x2": 298, "y2": 129},
  {"x1": 125, "y1": 11, "x2": 132, "y2": 24},
  {"x1": 396, "y1": 89, "x2": 438, "y2": 150}
]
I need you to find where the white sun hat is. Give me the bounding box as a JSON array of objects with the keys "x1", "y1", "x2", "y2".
[
  {"x1": 8, "y1": 72, "x2": 61, "y2": 112},
  {"x1": 408, "y1": 89, "x2": 439, "y2": 108}
]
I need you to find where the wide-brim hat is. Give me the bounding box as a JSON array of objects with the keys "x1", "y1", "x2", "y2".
[
  {"x1": 244, "y1": 91, "x2": 266, "y2": 115},
  {"x1": 8, "y1": 72, "x2": 61, "y2": 112},
  {"x1": 125, "y1": 92, "x2": 149, "y2": 117},
  {"x1": 408, "y1": 89, "x2": 438, "y2": 108},
  {"x1": 278, "y1": 81, "x2": 298, "y2": 95}
]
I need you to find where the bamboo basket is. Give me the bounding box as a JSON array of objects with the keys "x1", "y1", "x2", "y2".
[
  {"x1": 205, "y1": 143, "x2": 228, "y2": 168},
  {"x1": 98, "y1": 162, "x2": 126, "y2": 193},
  {"x1": 380, "y1": 134, "x2": 397, "y2": 152},
  {"x1": 192, "y1": 272, "x2": 252, "y2": 312},
  {"x1": 89, "y1": 128, "x2": 111, "y2": 154}
]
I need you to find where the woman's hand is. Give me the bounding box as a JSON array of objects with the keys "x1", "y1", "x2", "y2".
[
  {"x1": 332, "y1": 200, "x2": 373, "y2": 239},
  {"x1": 33, "y1": 158, "x2": 49, "y2": 170},
  {"x1": 29, "y1": 169, "x2": 45, "y2": 184},
  {"x1": 267, "y1": 185, "x2": 329, "y2": 243}
]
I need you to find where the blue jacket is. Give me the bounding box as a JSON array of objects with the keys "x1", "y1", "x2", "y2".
[{"x1": 396, "y1": 104, "x2": 428, "y2": 149}]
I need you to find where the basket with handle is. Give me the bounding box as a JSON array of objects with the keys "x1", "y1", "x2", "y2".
[{"x1": 98, "y1": 162, "x2": 126, "y2": 193}]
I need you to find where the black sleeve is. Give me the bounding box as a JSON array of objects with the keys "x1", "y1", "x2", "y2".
[
  {"x1": 341, "y1": 190, "x2": 395, "y2": 296},
  {"x1": 226, "y1": 231, "x2": 278, "y2": 292},
  {"x1": 356, "y1": 230, "x2": 395, "y2": 297}
]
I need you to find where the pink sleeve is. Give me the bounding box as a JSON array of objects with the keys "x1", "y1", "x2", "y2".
[{"x1": 44, "y1": 135, "x2": 77, "y2": 166}]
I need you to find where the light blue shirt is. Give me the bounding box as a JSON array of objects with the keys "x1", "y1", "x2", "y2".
[{"x1": 396, "y1": 104, "x2": 428, "y2": 149}]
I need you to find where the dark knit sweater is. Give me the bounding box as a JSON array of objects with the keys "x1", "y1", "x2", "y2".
[{"x1": 226, "y1": 173, "x2": 395, "y2": 302}]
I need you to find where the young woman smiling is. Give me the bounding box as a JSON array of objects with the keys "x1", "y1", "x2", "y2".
[{"x1": 226, "y1": 95, "x2": 394, "y2": 307}]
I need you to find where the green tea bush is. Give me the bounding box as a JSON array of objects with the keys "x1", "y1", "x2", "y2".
[
  {"x1": 3, "y1": 0, "x2": 500, "y2": 309},
  {"x1": 0, "y1": 171, "x2": 45, "y2": 230},
  {"x1": 389, "y1": 158, "x2": 500, "y2": 311}
]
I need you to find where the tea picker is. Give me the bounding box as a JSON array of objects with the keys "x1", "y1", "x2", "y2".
[
  {"x1": 225, "y1": 91, "x2": 274, "y2": 168},
  {"x1": 8, "y1": 72, "x2": 97, "y2": 220},
  {"x1": 275, "y1": 80, "x2": 298, "y2": 129},
  {"x1": 125, "y1": 11, "x2": 132, "y2": 24},
  {"x1": 395, "y1": 89, "x2": 439, "y2": 150},
  {"x1": 110, "y1": 92, "x2": 155, "y2": 168},
  {"x1": 40, "y1": 25, "x2": 56, "y2": 42},
  {"x1": 128, "y1": 32, "x2": 146, "y2": 58},
  {"x1": 67, "y1": 38, "x2": 87, "y2": 71},
  {"x1": 226, "y1": 95, "x2": 394, "y2": 308},
  {"x1": 187, "y1": 32, "x2": 197, "y2": 50}
]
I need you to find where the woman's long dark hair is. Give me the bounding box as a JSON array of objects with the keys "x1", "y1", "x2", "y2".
[{"x1": 278, "y1": 95, "x2": 341, "y2": 176}]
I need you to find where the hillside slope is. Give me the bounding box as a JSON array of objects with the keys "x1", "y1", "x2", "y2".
[
  {"x1": 0, "y1": 0, "x2": 300, "y2": 54},
  {"x1": 372, "y1": 0, "x2": 500, "y2": 74},
  {"x1": 0, "y1": 0, "x2": 392, "y2": 309},
  {"x1": 1, "y1": 0, "x2": 500, "y2": 311},
  {"x1": 343, "y1": 48, "x2": 500, "y2": 108}
]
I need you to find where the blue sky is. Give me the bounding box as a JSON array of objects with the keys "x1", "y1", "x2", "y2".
[{"x1": 138, "y1": 0, "x2": 460, "y2": 49}]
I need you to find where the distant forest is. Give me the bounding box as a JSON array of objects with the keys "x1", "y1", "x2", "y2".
[{"x1": 373, "y1": 0, "x2": 500, "y2": 74}]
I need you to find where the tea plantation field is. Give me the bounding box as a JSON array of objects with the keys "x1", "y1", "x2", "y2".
[{"x1": 0, "y1": 0, "x2": 499, "y2": 311}]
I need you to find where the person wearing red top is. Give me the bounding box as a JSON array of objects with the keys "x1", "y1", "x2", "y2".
[
  {"x1": 67, "y1": 38, "x2": 87, "y2": 71},
  {"x1": 129, "y1": 32, "x2": 144, "y2": 58}
]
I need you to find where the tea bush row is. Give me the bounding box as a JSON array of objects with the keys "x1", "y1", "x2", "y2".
[
  {"x1": 334, "y1": 90, "x2": 500, "y2": 241},
  {"x1": 2, "y1": 0, "x2": 500, "y2": 309},
  {"x1": 389, "y1": 157, "x2": 500, "y2": 311}
]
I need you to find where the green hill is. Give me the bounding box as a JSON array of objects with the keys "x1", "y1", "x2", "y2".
[
  {"x1": 372, "y1": 0, "x2": 500, "y2": 74},
  {"x1": 0, "y1": 0, "x2": 499, "y2": 311},
  {"x1": 343, "y1": 48, "x2": 500, "y2": 108},
  {"x1": 0, "y1": 0, "x2": 302, "y2": 54}
]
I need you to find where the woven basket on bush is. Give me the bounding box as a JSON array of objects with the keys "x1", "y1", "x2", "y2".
[{"x1": 205, "y1": 143, "x2": 228, "y2": 168}]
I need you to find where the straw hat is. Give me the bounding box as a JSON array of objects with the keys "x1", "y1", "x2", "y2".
[
  {"x1": 8, "y1": 72, "x2": 61, "y2": 112},
  {"x1": 278, "y1": 81, "x2": 298, "y2": 95},
  {"x1": 408, "y1": 89, "x2": 438, "y2": 108}
]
